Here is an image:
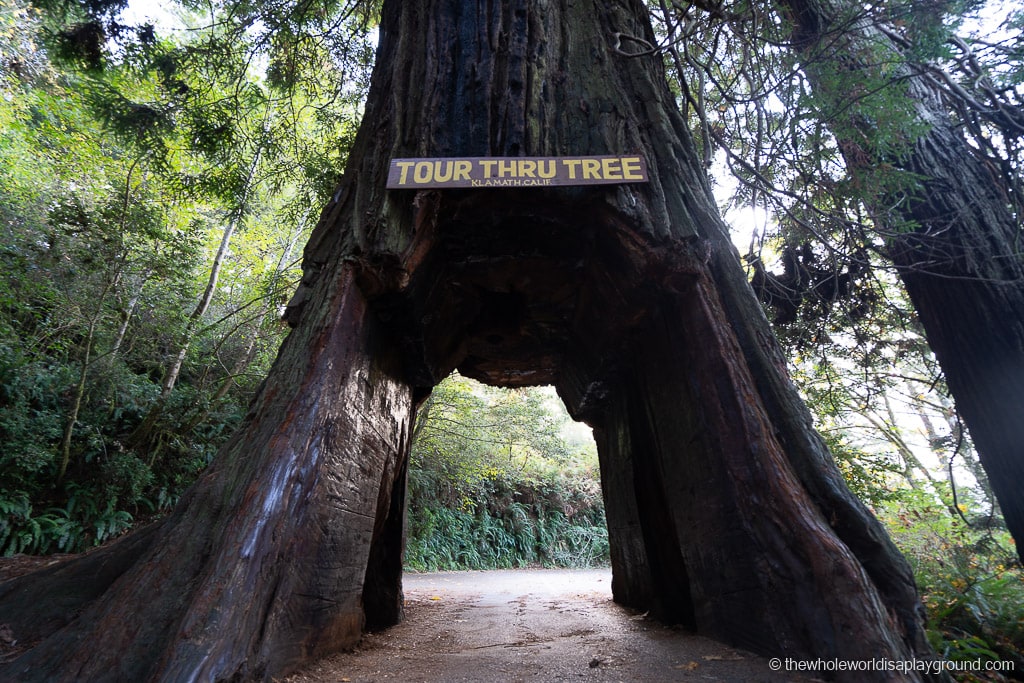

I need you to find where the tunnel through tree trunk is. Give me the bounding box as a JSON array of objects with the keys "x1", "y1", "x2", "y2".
[{"x1": 1, "y1": 0, "x2": 942, "y2": 680}]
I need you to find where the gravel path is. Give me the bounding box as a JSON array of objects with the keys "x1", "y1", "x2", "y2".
[{"x1": 281, "y1": 569, "x2": 811, "y2": 683}]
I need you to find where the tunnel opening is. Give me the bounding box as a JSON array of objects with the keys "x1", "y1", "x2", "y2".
[
  {"x1": 358, "y1": 188, "x2": 704, "y2": 632},
  {"x1": 402, "y1": 373, "x2": 608, "y2": 575},
  {"x1": 349, "y1": 185, "x2": 929, "y2": 663},
  {"x1": 367, "y1": 189, "x2": 633, "y2": 608}
]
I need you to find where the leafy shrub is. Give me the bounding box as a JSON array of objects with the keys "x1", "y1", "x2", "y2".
[
  {"x1": 879, "y1": 491, "x2": 1023, "y2": 673},
  {"x1": 405, "y1": 376, "x2": 608, "y2": 572}
]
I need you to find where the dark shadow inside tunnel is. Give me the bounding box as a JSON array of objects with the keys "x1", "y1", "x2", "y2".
[{"x1": 357, "y1": 188, "x2": 706, "y2": 632}]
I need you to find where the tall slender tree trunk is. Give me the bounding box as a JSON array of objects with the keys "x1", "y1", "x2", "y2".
[
  {"x1": 1, "y1": 1, "x2": 940, "y2": 680},
  {"x1": 57, "y1": 269, "x2": 121, "y2": 483},
  {"x1": 56, "y1": 314, "x2": 97, "y2": 483},
  {"x1": 127, "y1": 148, "x2": 259, "y2": 453},
  {"x1": 779, "y1": 0, "x2": 1024, "y2": 561},
  {"x1": 183, "y1": 233, "x2": 299, "y2": 432},
  {"x1": 109, "y1": 270, "x2": 150, "y2": 360},
  {"x1": 162, "y1": 216, "x2": 237, "y2": 392}
]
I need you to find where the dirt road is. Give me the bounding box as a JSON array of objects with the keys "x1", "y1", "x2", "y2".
[{"x1": 281, "y1": 569, "x2": 809, "y2": 683}]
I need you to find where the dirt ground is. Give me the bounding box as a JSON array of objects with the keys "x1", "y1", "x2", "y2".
[
  {"x1": 1, "y1": 558, "x2": 813, "y2": 681},
  {"x1": 281, "y1": 569, "x2": 814, "y2": 683}
]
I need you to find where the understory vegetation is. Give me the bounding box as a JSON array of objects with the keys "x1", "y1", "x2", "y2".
[
  {"x1": 1, "y1": 0, "x2": 1022, "y2": 678},
  {"x1": 405, "y1": 375, "x2": 608, "y2": 571},
  {"x1": 880, "y1": 491, "x2": 1023, "y2": 670}
]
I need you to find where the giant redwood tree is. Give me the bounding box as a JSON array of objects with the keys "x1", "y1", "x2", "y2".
[
  {"x1": 775, "y1": 0, "x2": 1024, "y2": 561},
  {"x1": 1, "y1": 0, "x2": 943, "y2": 680}
]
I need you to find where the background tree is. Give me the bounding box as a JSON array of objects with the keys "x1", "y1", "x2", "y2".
[
  {"x1": 778, "y1": 0, "x2": 1024, "y2": 563},
  {"x1": 647, "y1": 0, "x2": 1023, "y2": 664},
  {"x1": 654, "y1": 0, "x2": 1024, "y2": 561}
]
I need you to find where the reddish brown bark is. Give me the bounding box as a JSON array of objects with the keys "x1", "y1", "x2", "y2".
[
  {"x1": 2, "y1": 267, "x2": 414, "y2": 680},
  {"x1": 597, "y1": 280, "x2": 914, "y2": 657}
]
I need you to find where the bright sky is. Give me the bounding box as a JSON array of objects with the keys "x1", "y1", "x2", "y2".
[{"x1": 120, "y1": 0, "x2": 185, "y2": 32}]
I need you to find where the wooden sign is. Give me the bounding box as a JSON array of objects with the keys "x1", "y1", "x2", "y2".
[{"x1": 386, "y1": 155, "x2": 648, "y2": 189}]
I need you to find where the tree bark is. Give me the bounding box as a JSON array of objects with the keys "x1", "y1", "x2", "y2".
[
  {"x1": 3, "y1": 264, "x2": 414, "y2": 681},
  {"x1": 780, "y1": 0, "x2": 1024, "y2": 561},
  {"x1": 1, "y1": 0, "x2": 941, "y2": 680}
]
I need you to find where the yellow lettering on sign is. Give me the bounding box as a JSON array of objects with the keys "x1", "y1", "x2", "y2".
[
  {"x1": 395, "y1": 160, "x2": 416, "y2": 185},
  {"x1": 562, "y1": 159, "x2": 582, "y2": 179},
  {"x1": 601, "y1": 157, "x2": 622, "y2": 180},
  {"x1": 413, "y1": 162, "x2": 433, "y2": 183},
  {"x1": 389, "y1": 156, "x2": 647, "y2": 188},
  {"x1": 621, "y1": 156, "x2": 643, "y2": 181},
  {"x1": 433, "y1": 161, "x2": 453, "y2": 183},
  {"x1": 454, "y1": 160, "x2": 472, "y2": 181}
]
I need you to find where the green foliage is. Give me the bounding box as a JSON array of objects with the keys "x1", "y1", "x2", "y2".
[
  {"x1": 821, "y1": 429, "x2": 903, "y2": 507},
  {"x1": 0, "y1": 0, "x2": 371, "y2": 556},
  {"x1": 879, "y1": 491, "x2": 1024, "y2": 670},
  {"x1": 405, "y1": 375, "x2": 608, "y2": 572}
]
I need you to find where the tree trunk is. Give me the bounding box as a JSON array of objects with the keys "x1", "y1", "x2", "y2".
[
  {"x1": 2, "y1": 266, "x2": 413, "y2": 681},
  {"x1": 57, "y1": 271, "x2": 119, "y2": 483},
  {"x1": 127, "y1": 147, "x2": 260, "y2": 453},
  {"x1": 780, "y1": 0, "x2": 1024, "y2": 561},
  {"x1": 1, "y1": 0, "x2": 940, "y2": 680},
  {"x1": 109, "y1": 270, "x2": 150, "y2": 360}
]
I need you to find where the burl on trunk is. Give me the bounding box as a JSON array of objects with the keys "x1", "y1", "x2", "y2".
[{"x1": 0, "y1": 0, "x2": 941, "y2": 681}]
